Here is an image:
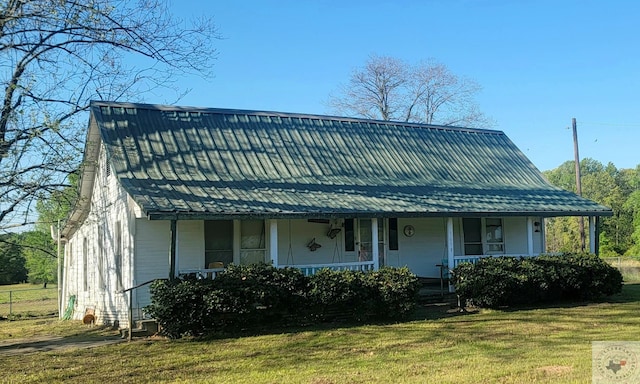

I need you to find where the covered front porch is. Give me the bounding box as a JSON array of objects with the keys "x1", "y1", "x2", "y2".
[{"x1": 171, "y1": 215, "x2": 601, "y2": 280}]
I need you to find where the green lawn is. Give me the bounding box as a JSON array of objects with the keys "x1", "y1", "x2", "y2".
[
  {"x1": 1, "y1": 283, "x2": 639, "y2": 383},
  {"x1": 0, "y1": 283, "x2": 58, "y2": 319}
]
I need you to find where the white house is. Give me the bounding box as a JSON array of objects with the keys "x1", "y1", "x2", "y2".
[{"x1": 60, "y1": 101, "x2": 612, "y2": 326}]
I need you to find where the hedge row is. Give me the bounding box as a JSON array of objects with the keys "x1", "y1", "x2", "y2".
[
  {"x1": 145, "y1": 263, "x2": 420, "y2": 339},
  {"x1": 451, "y1": 253, "x2": 623, "y2": 308}
]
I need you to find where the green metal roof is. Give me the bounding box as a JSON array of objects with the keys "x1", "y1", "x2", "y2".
[{"x1": 89, "y1": 101, "x2": 612, "y2": 220}]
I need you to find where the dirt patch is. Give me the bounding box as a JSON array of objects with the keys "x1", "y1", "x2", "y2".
[
  {"x1": 536, "y1": 365, "x2": 573, "y2": 376},
  {"x1": 0, "y1": 335, "x2": 125, "y2": 356}
]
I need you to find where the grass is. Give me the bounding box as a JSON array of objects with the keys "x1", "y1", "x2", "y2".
[
  {"x1": 0, "y1": 283, "x2": 58, "y2": 319},
  {"x1": 1, "y1": 283, "x2": 639, "y2": 383},
  {"x1": 604, "y1": 257, "x2": 640, "y2": 281}
]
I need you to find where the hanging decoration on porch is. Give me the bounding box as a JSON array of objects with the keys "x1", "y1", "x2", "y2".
[
  {"x1": 326, "y1": 220, "x2": 342, "y2": 239},
  {"x1": 307, "y1": 238, "x2": 322, "y2": 252},
  {"x1": 327, "y1": 227, "x2": 341, "y2": 239}
]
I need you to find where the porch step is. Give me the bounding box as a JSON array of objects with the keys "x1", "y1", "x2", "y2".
[{"x1": 120, "y1": 319, "x2": 159, "y2": 339}]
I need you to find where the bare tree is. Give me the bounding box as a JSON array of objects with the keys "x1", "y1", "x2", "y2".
[
  {"x1": 0, "y1": 0, "x2": 219, "y2": 231},
  {"x1": 328, "y1": 54, "x2": 493, "y2": 127}
]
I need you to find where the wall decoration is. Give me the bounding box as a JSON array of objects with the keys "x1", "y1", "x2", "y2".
[
  {"x1": 403, "y1": 225, "x2": 415, "y2": 237},
  {"x1": 307, "y1": 238, "x2": 322, "y2": 251}
]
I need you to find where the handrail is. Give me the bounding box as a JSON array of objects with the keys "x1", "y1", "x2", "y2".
[
  {"x1": 120, "y1": 278, "x2": 164, "y2": 294},
  {"x1": 120, "y1": 278, "x2": 166, "y2": 342}
]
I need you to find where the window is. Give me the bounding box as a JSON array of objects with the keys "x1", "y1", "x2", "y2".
[
  {"x1": 463, "y1": 218, "x2": 483, "y2": 255},
  {"x1": 240, "y1": 220, "x2": 265, "y2": 264},
  {"x1": 104, "y1": 155, "x2": 111, "y2": 178},
  {"x1": 115, "y1": 221, "x2": 123, "y2": 291},
  {"x1": 388, "y1": 218, "x2": 398, "y2": 251},
  {"x1": 204, "y1": 220, "x2": 233, "y2": 267},
  {"x1": 82, "y1": 237, "x2": 88, "y2": 291},
  {"x1": 463, "y1": 218, "x2": 504, "y2": 255},
  {"x1": 97, "y1": 228, "x2": 104, "y2": 290}
]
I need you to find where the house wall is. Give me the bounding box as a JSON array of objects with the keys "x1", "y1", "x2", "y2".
[
  {"x1": 276, "y1": 219, "x2": 357, "y2": 265},
  {"x1": 389, "y1": 218, "x2": 448, "y2": 278},
  {"x1": 133, "y1": 219, "x2": 171, "y2": 314},
  {"x1": 176, "y1": 220, "x2": 205, "y2": 270},
  {"x1": 62, "y1": 143, "x2": 142, "y2": 326}
]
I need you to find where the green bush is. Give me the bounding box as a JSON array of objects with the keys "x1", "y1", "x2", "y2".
[
  {"x1": 452, "y1": 253, "x2": 623, "y2": 308},
  {"x1": 146, "y1": 277, "x2": 216, "y2": 338},
  {"x1": 365, "y1": 267, "x2": 421, "y2": 320},
  {"x1": 145, "y1": 264, "x2": 420, "y2": 338}
]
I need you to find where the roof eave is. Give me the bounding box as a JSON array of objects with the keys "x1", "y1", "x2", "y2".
[
  {"x1": 60, "y1": 112, "x2": 102, "y2": 239},
  {"x1": 145, "y1": 209, "x2": 613, "y2": 221}
]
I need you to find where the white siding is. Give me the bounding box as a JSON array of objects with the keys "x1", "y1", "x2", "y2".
[
  {"x1": 276, "y1": 219, "x2": 356, "y2": 265},
  {"x1": 392, "y1": 218, "x2": 447, "y2": 277},
  {"x1": 492, "y1": 217, "x2": 544, "y2": 255},
  {"x1": 177, "y1": 220, "x2": 205, "y2": 270},
  {"x1": 62, "y1": 143, "x2": 140, "y2": 326},
  {"x1": 504, "y1": 217, "x2": 528, "y2": 255},
  {"x1": 134, "y1": 219, "x2": 171, "y2": 313}
]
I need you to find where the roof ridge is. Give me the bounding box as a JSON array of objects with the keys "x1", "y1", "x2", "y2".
[{"x1": 89, "y1": 100, "x2": 505, "y2": 135}]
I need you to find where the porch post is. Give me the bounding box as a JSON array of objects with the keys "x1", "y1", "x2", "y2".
[
  {"x1": 270, "y1": 219, "x2": 278, "y2": 267},
  {"x1": 589, "y1": 216, "x2": 596, "y2": 254},
  {"x1": 526, "y1": 217, "x2": 534, "y2": 256},
  {"x1": 446, "y1": 218, "x2": 454, "y2": 293},
  {"x1": 372, "y1": 218, "x2": 379, "y2": 270},
  {"x1": 169, "y1": 219, "x2": 177, "y2": 279}
]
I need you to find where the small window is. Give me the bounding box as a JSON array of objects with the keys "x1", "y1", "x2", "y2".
[
  {"x1": 463, "y1": 218, "x2": 483, "y2": 255},
  {"x1": 344, "y1": 219, "x2": 355, "y2": 252},
  {"x1": 240, "y1": 220, "x2": 265, "y2": 264},
  {"x1": 205, "y1": 220, "x2": 234, "y2": 267},
  {"x1": 463, "y1": 218, "x2": 505, "y2": 255},
  {"x1": 115, "y1": 221, "x2": 123, "y2": 291},
  {"x1": 388, "y1": 218, "x2": 398, "y2": 251},
  {"x1": 104, "y1": 156, "x2": 111, "y2": 178},
  {"x1": 97, "y1": 229, "x2": 104, "y2": 290}
]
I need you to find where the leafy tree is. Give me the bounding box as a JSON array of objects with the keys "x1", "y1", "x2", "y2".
[
  {"x1": 544, "y1": 159, "x2": 639, "y2": 256},
  {"x1": 0, "y1": 0, "x2": 219, "y2": 231},
  {"x1": 328, "y1": 54, "x2": 492, "y2": 127},
  {"x1": 624, "y1": 190, "x2": 640, "y2": 257},
  {"x1": 22, "y1": 230, "x2": 56, "y2": 286},
  {"x1": 0, "y1": 234, "x2": 27, "y2": 284}
]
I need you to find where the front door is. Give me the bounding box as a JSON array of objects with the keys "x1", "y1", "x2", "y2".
[{"x1": 357, "y1": 219, "x2": 385, "y2": 266}]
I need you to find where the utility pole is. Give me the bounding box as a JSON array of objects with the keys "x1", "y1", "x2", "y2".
[{"x1": 572, "y1": 118, "x2": 586, "y2": 252}]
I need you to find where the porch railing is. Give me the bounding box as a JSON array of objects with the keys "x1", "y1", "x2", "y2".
[
  {"x1": 452, "y1": 254, "x2": 538, "y2": 268},
  {"x1": 178, "y1": 262, "x2": 375, "y2": 279},
  {"x1": 178, "y1": 268, "x2": 225, "y2": 279},
  {"x1": 283, "y1": 261, "x2": 376, "y2": 276}
]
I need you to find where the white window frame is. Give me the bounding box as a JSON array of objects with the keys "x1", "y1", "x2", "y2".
[{"x1": 462, "y1": 218, "x2": 505, "y2": 255}]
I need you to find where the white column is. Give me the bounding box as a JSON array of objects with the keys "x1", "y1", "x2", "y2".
[
  {"x1": 447, "y1": 218, "x2": 454, "y2": 293},
  {"x1": 526, "y1": 217, "x2": 534, "y2": 256},
  {"x1": 589, "y1": 216, "x2": 596, "y2": 254},
  {"x1": 446, "y1": 218, "x2": 454, "y2": 268},
  {"x1": 270, "y1": 219, "x2": 279, "y2": 267},
  {"x1": 372, "y1": 218, "x2": 379, "y2": 270}
]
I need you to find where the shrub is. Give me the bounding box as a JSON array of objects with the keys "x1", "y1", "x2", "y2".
[
  {"x1": 365, "y1": 267, "x2": 421, "y2": 320},
  {"x1": 146, "y1": 277, "x2": 216, "y2": 338},
  {"x1": 146, "y1": 265, "x2": 420, "y2": 338},
  {"x1": 452, "y1": 253, "x2": 623, "y2": 308}
]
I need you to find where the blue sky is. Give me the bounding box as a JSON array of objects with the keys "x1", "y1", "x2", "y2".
[{"x1": 164, "y1": 0, "x2": 640, "y2": 172}]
